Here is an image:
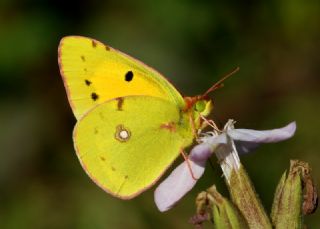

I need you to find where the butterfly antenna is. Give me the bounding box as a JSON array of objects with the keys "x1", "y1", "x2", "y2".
[{"x1": 202, "y1": 67, "x2": 240, "y2": 98}]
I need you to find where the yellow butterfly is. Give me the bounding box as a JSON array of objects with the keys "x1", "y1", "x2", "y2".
[{"x1": 58, "y1": 36, "x2": 234, "y2": 199}]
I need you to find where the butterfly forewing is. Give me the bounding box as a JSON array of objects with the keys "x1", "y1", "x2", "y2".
[{"x1": 58, "y1": 36, "x2": 185, "y2": 119}]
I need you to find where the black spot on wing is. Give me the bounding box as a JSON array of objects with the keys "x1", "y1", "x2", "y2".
[
  {"x1": 85, "y1": 79, "x2": 92, "y2": 86},
  {"x1": 125, "y1": 71, "x2": 134, "y2": 82},
  {"x1": 81, "y1": 55, "x2": 85, "y2": 61},
  {"x1": 91, "y1": 92, "x2": 99, "y2": 101}
]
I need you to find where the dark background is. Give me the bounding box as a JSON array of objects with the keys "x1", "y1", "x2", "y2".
[{"x1": 1, "y1": 0, "x2": 319, "y2": 228}]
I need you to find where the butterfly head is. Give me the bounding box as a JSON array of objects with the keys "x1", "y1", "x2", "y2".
[
  {"x1": 183, "y1": 96, "x2": 213, "y2": 132},
  {"x1": 185, "y1": 67, "x2": 239, "y2": 125},
  {"x1": 184, "y1": 96, "x2": 213, "y2": 117},
  {"x1": 193, "y1": 97, "x2": 213, "y2": 117}
]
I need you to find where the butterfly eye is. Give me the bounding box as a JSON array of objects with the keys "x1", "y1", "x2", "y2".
[{"x1": 194, "y1": 100, "x2": 206, "y2": 112}]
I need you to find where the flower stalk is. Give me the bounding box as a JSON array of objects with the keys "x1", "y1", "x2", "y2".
[{"x1": 215, "y1": 127, "x2": 272, "y2": 228}]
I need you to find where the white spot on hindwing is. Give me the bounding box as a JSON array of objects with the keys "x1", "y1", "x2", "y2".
[
  {"x1": 115, "y1": 125, "x2": 131, "y2": 142},
  {"x1": 119, "y1": 130, "x2": 129, "y2": 139}
]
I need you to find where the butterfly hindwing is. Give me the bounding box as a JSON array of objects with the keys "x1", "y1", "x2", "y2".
[{"x1": 73, "y1": 96, "x2": 193, "y2": 198}]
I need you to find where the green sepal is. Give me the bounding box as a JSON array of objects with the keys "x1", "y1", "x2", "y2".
[{"x1": 207, "y1": 186, "x2": 249, "y2": 229}]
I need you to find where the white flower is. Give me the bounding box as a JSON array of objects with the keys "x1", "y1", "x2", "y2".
[{"x1": 154, "y1": 120, "x2": 296, "y2": 212}]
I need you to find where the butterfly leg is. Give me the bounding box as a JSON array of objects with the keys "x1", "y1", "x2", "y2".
[
  {"x1": 180, "y1": 149, "x2": 198, "y2": 180},
  {"x1": 189, "y1": 114, "x2": 199, "y2": 140},
  {"x1": 200, "y1": 115, "x2": 221, "y2": 133}
]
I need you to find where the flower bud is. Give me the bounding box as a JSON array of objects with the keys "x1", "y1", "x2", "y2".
[{"x1": 271, "y1": 160, "x2": 317, "y2": 228}]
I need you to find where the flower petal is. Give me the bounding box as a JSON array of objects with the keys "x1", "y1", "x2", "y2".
[
  {"x1": 154, "y1": 133, "x2": 228, "y2": 212},
  {"x1": 191, "y1": 133, "x2": 228, "y2": 164},
  {"x1": 154, "y1": 160, "x2": 205, "y2": 212},
  {"x1": 228, "y1": 122, "x2": 296, "y2": 143},
  {"x1": 234, "y1": 141, "x2": 260, "y2": 154},
  {"x1": 229, "y1": 122, "x2": 296, "y2": 154}
]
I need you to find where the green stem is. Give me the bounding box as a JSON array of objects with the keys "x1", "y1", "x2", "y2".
[{"x1": 215, "y1": 135, "x2": 272, "y2": 228}]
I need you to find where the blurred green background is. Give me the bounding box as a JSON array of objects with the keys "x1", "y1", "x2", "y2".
[{"x1": 1, "y1": 0, "x2": 319, "y2": 228}]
